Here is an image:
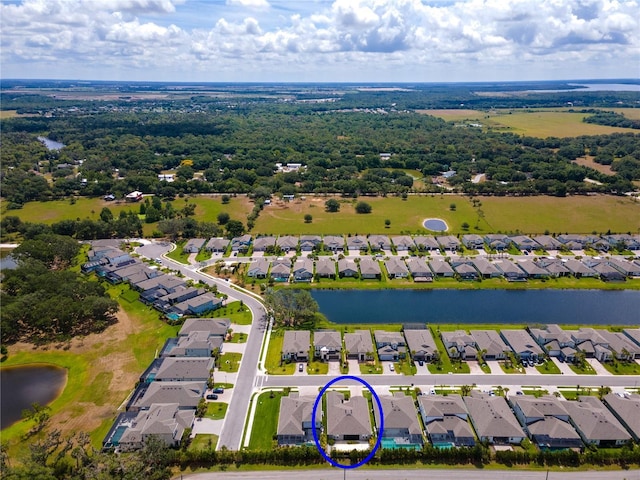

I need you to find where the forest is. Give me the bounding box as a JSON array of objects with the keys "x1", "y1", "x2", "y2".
[{"x1": 1, "y1": 84, "x2": 639, "y2": 209}]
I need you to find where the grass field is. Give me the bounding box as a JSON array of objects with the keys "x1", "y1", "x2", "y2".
[
  {"x1": 247, "y1": 390, "x2": 286, "y2": 450},
  {"x1": 419, "y1": 109, "x2": 639, "y2": 137},
  {"x1": 0, "y1": 110, "x2": 19, "y2": 119},
  {"x1": 573, "y1": 155, "x2": 614, "y2": 176}
]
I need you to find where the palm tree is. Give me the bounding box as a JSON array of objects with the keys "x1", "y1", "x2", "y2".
[{"x1": 460, "y1": 385, "x2": 472, "y2": 397}]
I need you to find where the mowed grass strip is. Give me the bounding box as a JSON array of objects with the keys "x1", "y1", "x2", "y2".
[{"x1": 248, "y1": 390, "x2": 286, "y2": 450}]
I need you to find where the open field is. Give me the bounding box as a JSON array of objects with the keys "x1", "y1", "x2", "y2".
[
  {"x1": 0, "y1": 282, "x2": 179, "y2": 456},
  {"x1": 0, "y1": 110, "x2": 19, "y2": 119},
  {"x1": 573, "y1": 155, "x2": 614, "y2": 175},
  {"x1": 420, "y1": 109, "x2": 638, "y2": 137}
]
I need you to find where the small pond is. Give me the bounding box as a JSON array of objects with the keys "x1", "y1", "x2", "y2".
[
  {"x1": 423, "y1": 218, "x2": 448, "y2": 232},
  {"x1": 0, "y1": 365, "x2": 67, "y2": 430},
  {"x1": 37, "y1": 136, "x2": 65, "y2": 151}
]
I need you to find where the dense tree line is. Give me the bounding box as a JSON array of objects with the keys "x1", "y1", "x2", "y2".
[
  {"x1": 1, "y1": 92, "x2": 639, "y2": 207},
  {"x1": 583, "y1": 110, "x2": 640, "y2": 129},
  {"x1": 0, "y1": 234, "x2": 118, "y2": 343}
]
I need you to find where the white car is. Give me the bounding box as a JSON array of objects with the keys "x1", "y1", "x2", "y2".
[{"x1": 389, "y1": 364, "x2": 395, "y2": 372}]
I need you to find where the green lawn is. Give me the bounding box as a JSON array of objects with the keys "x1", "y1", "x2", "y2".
[
  {"x1": 428, "y1": 328, "x2": 471, "y2": 374},
  {"x1": 394, "y1": 358, "x2": 417, "y2": 376},
  {"x1": 218, "y1": 352, "x2": 242, "y2": 373},
  {"x1": 228, "y1": 331, "x2": 248, "y2": 343},
  {"x1": 210, "y1": 301, "x2": 253, "y2": 325},
  {"x1": 248, "y1": 390, "x2": 286, "y2": 450},
  {"x1": 205, "y1": 402, "x2": 228, "y2": 420},
  {"x1": 307, "y1": 360, "x2": 329, "y2": 374},
  {"x1": 521, "y1": 389, "x2": 550, "y2": 398},
  {"x1": 265, "y1": 330, "x2": 295, "y2": 375},
  {"x1": 560, "y1": 387, "x2": 598, "y2": 401},
  {"x1": 166, "y1": 240, "x2": 191, "y2": 264},
  {"x1": 190, "y1": 434, "x2": 218, "y2": 451},
  {"x1": 359, "y1": 361, "x2": 383, "y2": 375},
  {"x1": 567, "y1": 362, "x2": 597, "y2": 375},
  {"x1": 536, "y1": 360, "x2": 561, "y2": 374},
  {"x1": 499, "y1": 361, "x2": 526, "y2": 374},
  {"x1": 601, "y1": 360, "x2": 640, "y2": 375}
]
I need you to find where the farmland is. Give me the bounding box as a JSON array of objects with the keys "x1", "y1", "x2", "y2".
[{"x1": 421, "y1": 108, "x2": 639, "y2": 137}]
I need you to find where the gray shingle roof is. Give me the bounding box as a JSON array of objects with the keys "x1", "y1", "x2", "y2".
[
  {"x1": 463, "y1": 393, "x2": 525, "y2": 440},
  {"x1": 326, "y1": 391, "x2": 371, "y2": 438}
]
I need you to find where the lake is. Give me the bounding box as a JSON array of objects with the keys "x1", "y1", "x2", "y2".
[
  {"x1": 0, "y1": 365, "x2": 67, "y2": 430},
  {"x1": 37, "y1": 136, "x2": 65, "y2": 151},
  {"x1": 311, "y1": 289, "x2": 640, "y2": 325}
]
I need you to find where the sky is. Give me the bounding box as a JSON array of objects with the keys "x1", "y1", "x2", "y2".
[{"x1": 1, "y1": 0, "x2": 639, "y2": 83}]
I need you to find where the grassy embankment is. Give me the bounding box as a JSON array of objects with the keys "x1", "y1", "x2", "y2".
[{"x1": 0, "y1": 282, "x2": 179, "y2": 457}]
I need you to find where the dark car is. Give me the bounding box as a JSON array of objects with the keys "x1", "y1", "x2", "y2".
[
  {"x1": 212, "y1": 387, "x2": 224, "y2": 394},
  {"x1": 298, "y1": 363, "x2": 304, "y2": 372},
  {"x1": 206, "y1": 394, "x2": 218, "y2": 400},
  {"x1": 418, "y1": 360, "x2": 424, "y2": 367}
]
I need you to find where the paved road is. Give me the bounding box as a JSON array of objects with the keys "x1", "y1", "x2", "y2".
[
  {"x1": 263, "y1": 373, "x2": 640, "y2": 389},
  {"x1": 136, "y1": 242, "x2": 268, "y2": 451},
  {"x1": 176, "y1": 468, "x2": 640, "y2": 480}
]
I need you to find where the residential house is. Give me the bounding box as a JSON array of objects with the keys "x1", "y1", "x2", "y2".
[
  {"x1": 153, "y1": 286, "x2": 204, "y2": 313},
  {"x1": 509, "y1": 235, "x2": 540, "y2": 252},
  {"x1": 602, "y1": 393, "x2": 640, "y2": 442},
  {"x1": 483, "y1": 234, "x2": 511, "y2": 251},
  {"x1": 570, "y1": 328, "x2": 607, "y2": 359},
  {"x1": 470, "y1": 330, "x2": 510, "y2": 360},
  {"x1": 315, "y1": 257, "x2": 336, "y2": 278},
  {"x1": 428, "y1": 259, "x2": 454, "y2": 277},
  {"x1": 608, "y1": 258, "x2": 640, "y2": 278},
  {"x1": 595, "y1": 329, "x2": 640, "y2": 360},
  {"x1": 170, "y1": 293, "x2": 222, "y2": 316},
  {"x1": 516, "y1": 260, "x2": 549, "y2": 278},
  {"x1": 563, "y1": 259, "x2": 598, "y2": 278},
  {"x1": 510, "y1": 395, "x2": 582, "y2": 449},
  {"x1": 403, "y1": 328, "x2": 438, "y2": 362},
  {"x1": 108, "y1": 403, "x2": 194, "y2": 451},
  {"x1": 253, "y1": 236, "x2": 277, "y2": 252},
  {"x1": 418, "y1": 394, "x2": 475, "y2": 447},
  {"x1": 463, "y1": 392, "x2": 526, "y2": 445},
  {"x1": 461, "y1": 234, "x2": 485, "y2": 250},
  {"x1": 338, "y1": 258, "x2": 358, "y2": 277},
  {"x1": 557, "y1": 234, "x2": 589, "y2": 248},
  {"x1": 344, "y1": 330, "x2": 374, "y2": 362},
  {"x1": 622, "y1": 328, "x2": 640, "y2": 348},
  {"x1": 374, "y1": 393, "x2": 423, "y2": 447},
  {"x1": 104, "y1": 263, "x2": 160, "y2": 284},
  {"x1": 293, "y1": 258, "x2": 314, "y2": 282},
  {"x1": 282, "y1": 330, "x2": 311, "y2": 362},
  {"x1": 605, "y1": 234, "x2": 640, "y2": 251},
  {"x1": 435, "y1": 235, "x2": 460, "y2": 251},
  {"x1": 125, "y1": 190, "x2": 143, "y2": 202},
  {"x1": 359, "y1": 257, "x2": 381, "y2": 279},
  {"x1": 494, "y1": 259, "x2": 528, "y2": 281},
  {"x1": 180, "y1": 318, "x2": 230, "y2": 338},
  {"x1": 299, "y1": 235, "x2": 321, "y2": 252},
  {"x1": 441, "y1": 330, "x2": 477, "y2": 360},
  {"x1": 470, "y1": 257, "x2": 501, "y2": 278},
  {"x1": 126, "y1": 381, "x2": 205, "y2": 412},
  {"x1": 406, "y1": 257, "x2": 433, "y2": 282},
  {"x1": 314, "y1": 330, "x2": 341, "y2": 361},
  {"x1": 564, "y1": 396, "x2": 632, "y2": 447},
  {"x1": 413, "y1": 236, "x2": 439, "y2": 251},
  {"x1": 247, "y1": 258, "x2": 270, "y2": 278},
  {"x1": 385, "y1": 258, "x2": 409, "y2": 279},
  {"x1": 586, "y1": 260, "x2": 627, "y2": 282},
  {"x1": 532, "y1": 235, "x2": 563, "y2": 251},
  {"x1": 205, "y1": 237, "x2": 229, "y2": 253},
  {"x1": 270, "y1": 259, "x2": 292, "y2": 282},
  {"x1": 500, "y1": 330, "x2": 543, "y2": 361},
  {"x1": 374, "y1": 331, "x2": 407, "y2": 361},
  {"x1": 230, "y1": 234, "x2": 252, "y2": 252},
  {"x1": 347, "y1": 235, "x2": 369, "y2": 252},
  {"x1": 452, "y1": 262, "x2": 479, "y2": 280},
  {"x1": 326, "y1": 391, "x2": 372, "y2": 441},
  {"x1": 368, "y1": 234, "x2": 391, "y2": 252},
  {"x1": 134, "y1": 275, "x2": 186, "y2": 302},
  {"x1": 534, "y1": 258, "x2": 571, "y2": 277},
  {"x1": 183, "y1": 238, "x2": 206, "y2": 253},
  {"x1": 391, "y1": 235, "x2": 415, "y2": 252},
  {"x1": 323, "y1": 235, "x2": 345, "y2": 252},
  {"x1": 277, "y1": 393, "x2": 322, "y2": 445},
  {"x1": 160, "y1": 331, "x2": 222, "y2": 358},
  {"x1": 143, "y1": 357, "x2": 215, "y2": 383},
  {"x1": 528, "y1": 324, "x2": 574, "y2": 359},
  {"x1": 277, "y1": 235, "x2": 298, "y2": 253}
]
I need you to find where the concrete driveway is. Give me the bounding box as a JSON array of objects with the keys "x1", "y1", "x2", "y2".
[
  {"x1": 587, "y1": 358, "x2": 612, "y2": 375},
  {"x1": 327, "y1": 361, "x2": 341, "y2": 376},
  {"x1": 467, "y1": 360, "x2": 486, "y2": 375},
  {"x1": 550, "y1": 357, "x2": 575, "y2": 375}
]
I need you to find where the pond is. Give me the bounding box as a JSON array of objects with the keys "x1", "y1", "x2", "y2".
[
  {"x1": 37, "y1": 136, "x2": 65, "y2": 151},
  {"x1": 423, "y1": 218, "x2": 448, "y2": 232},
  {"x1": 311, "y1": 289, "x2": 640, "y2": 325},
  {"x1": 0, "y1": 365, "x2": 67, "y2": 430}
]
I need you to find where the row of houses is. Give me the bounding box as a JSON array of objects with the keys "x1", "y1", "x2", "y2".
[
  {"x1": 277, "y1": 390, "x2": 640, "y2": 449},
  {"x1": 281, "y1": 326, "x2": 640, "y2": 366},
  {"x1": 282, "y1": 326, "x2": 438, "y2": 364},
  {"x1": 188, "y1": 233, "x2": 640, "y2": 255},
  {"x1": 82, "y1": 240, "x2": 223, "y2": 317},
  {"x1": 102, "y1": 318, "x2": 230, "y2": 451},
  {"x1": 247, "y1": 255, "x2": 640, "y2": 283}
]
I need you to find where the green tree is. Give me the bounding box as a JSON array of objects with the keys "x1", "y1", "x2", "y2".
[
  {"x1": 225, "y1": 219, "x2": 245, "y2": 239},
  {"x1": 304, "y1": 214, "x2": 312, "y2": 223},
  {"x1": 221, "y1": 194, "x2": 230, "y2": 204},
  {"x1": 355, "y1": 201, "x2": 372, "y2": 214},
  {"x1": 384, "y1": 219, "x2": 391, "y2": 228},
  {"x1": 217, "y1": 212, "x2": 230, "y2": 225},
  {"x1": 325, "y1": 198, "x2": 340, "y2": 212},
  {"x1": 264, "y1": 288, "x2": 319, "y2": 327},
  {"x1": 99, "y1": 207, "x2": 113, "y2": 223},
  {"x1": 449, "y1": 203, "x2": 456, "y2": 211}
]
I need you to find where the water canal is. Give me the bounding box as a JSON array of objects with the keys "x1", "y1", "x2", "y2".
[
  {"x1": 311, "y1": 289, "x2": 640, "y2": 325},
  {"x1": 0, "y1": 365, "x2": 67, "y2": 430}
]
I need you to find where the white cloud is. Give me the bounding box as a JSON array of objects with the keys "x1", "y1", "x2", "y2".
[{"x1": 1, "y1": 0, "x2": 638, "y2": 81}]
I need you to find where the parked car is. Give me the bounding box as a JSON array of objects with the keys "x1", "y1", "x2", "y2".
[
  {"x1": 418, "y1": 360, "x2": 424, "y2": 367},
  {"x1": 389, "y1": 363, "x2": 395, "y2": 372},
  {"x1": 298, "y1": 363, "x2": 304, "y2": 372},
  {"x1": 206, "y1": 394, "x2": 218, "y2": 400},
  {"x1": 212, "y1": 387, "x2": 224, "y2": 394}
]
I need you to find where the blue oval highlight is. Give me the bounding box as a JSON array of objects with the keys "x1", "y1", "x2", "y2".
[{"x1": 311, "y1": 375, "x2": 384, "y2": 469}]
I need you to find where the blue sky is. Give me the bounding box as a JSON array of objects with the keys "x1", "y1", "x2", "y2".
[{"x1": 1, "y1": 0, "x2": 638, "y2": 82}]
